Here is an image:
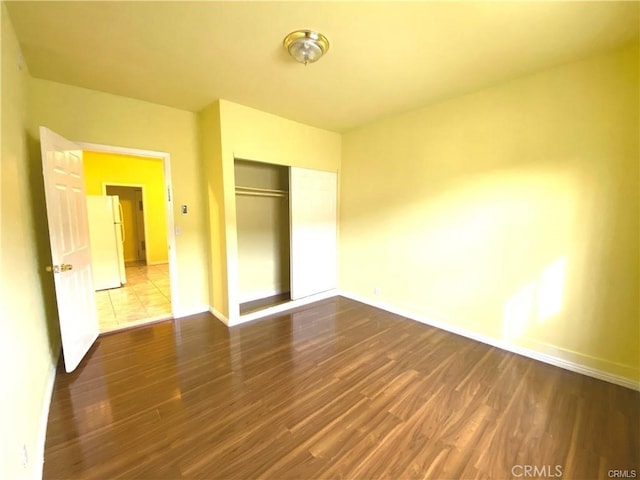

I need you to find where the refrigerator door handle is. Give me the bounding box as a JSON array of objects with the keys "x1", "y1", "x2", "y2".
[{"x1": 118, "y1": 202, "x2": 125, "y2": 243}]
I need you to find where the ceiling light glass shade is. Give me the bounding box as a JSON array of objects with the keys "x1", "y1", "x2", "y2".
[{"x1": 283, "y1": 30, "x2": 329, "y2": 65}]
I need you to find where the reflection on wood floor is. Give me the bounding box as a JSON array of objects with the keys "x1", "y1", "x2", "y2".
[
  {"x1": 44, "y1": 297, "x2": 639, "y2": 479},
  {"x1": 94, "y1": 263, "x2": 171, "y2": 333}
]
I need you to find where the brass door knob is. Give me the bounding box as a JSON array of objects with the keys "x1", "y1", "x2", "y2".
[{"x1": 46, "y1": 264, "x2": 73, "y2": 273}]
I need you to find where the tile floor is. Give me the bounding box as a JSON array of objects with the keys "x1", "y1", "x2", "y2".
[{"x1": 95, "y1": 263, "x2": 172, "y2": 332}]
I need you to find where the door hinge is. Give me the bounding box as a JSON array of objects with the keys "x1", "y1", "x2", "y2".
[{"x1": 167, "y1": 188, "x2": 171, "y2": 202}]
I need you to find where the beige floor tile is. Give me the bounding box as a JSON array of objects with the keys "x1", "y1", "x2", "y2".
[
  {"x1": 95, "y1": 299, "x2": 112, "y2": 310},
  {"x1": 97, "y1": 305, "x2": 115, "y2": 317},
  {"x1": 145, "y1": 308, "x2": 172, "y2": 319},
  {"x1": 132, "y1": 284, "x2": 159, "y2": 295},
  {"x1": 140, "y1": 289, "x2": 160, "y2": 299},
  {"x1": 109, "y1": 294, "x2": 140, "y2": 305},
  {"x1": 97, "y1": 263, "x2": 172, "y2": 332},
  {"x1": 100, "y1": 317, "x2": 119, "y2": 329},
  {"x1": 109, "y1": 286, "x2": 137, "y2": 296},
  {"x1": 99, "y1": 311, "x2": 117, "y2": 322},
  {"x1": 117, "y1": 311, "x2": 148, "y2": 323},
  {"x1": 145, "y1": 304, "x2": 171, "y2": 314},
  {"x1": 139, "y1": 294, "x2": 167, "y2": 307}
]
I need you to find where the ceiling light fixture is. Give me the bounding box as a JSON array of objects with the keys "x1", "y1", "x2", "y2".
[{"x1": 283, "y1": 30, "x2": 330, "y2": 65}]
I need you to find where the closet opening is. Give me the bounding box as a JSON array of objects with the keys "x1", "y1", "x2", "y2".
[{"x1": 234, "y1": 159, "x2": 291, "y2": 315}]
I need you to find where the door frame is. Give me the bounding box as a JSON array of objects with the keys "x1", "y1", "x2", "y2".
[
  {"x1": 102, "y1": 183, "x2": 149, "y2": 265},
  {"x1": 77, "y1": 141, "x2": 178, "y2": 316}
]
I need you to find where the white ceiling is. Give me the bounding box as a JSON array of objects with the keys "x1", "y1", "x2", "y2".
[{"x1": 6, "y1": 1, "x2": 639, "y2": 132}]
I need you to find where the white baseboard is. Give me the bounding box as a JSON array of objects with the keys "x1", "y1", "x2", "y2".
[
  {"x1": 339, "y1": 291, "x2": 639, "y2": 391},
  {"x1": 230, "y1": 289, "x2": 338, "y2": 326},
  {"x1": 172, "y1": 305, "x2": 209, "y2": 319},
  {"x1": 209, "y1": 306, "x2": 230, "y2": 326},
  {"x1": 35, "y1": 349, "x2": 60, "y2": 480}
]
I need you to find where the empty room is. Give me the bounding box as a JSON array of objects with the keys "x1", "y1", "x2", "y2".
[{"x1": 1, "y1": 1, "x2": 638, "y2": 479}]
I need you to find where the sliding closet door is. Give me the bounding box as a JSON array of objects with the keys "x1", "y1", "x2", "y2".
[{"x1": 289, "y1": 167, "x2": 337, "y2": 300}]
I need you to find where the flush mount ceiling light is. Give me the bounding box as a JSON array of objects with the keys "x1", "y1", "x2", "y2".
[{"x1": 283, "y1": 30, "x2": 330, "y2": 65}]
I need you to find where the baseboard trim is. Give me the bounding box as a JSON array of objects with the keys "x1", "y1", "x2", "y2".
[
  {"x1": 231, "y1": 289, "x2": 339, "y2": 326},
  {"x1": 209, "y1": 306, "x2": 230, "y2": 326},
  {"x1": 339, "y1": 291, "x2": 639, "y2": 391},
  {"x1": 35, "y1": 348, "x2": 60, "y2": 479},
  {"x1": 173, "y1": 305, "x2": 209, "y2": 319}
]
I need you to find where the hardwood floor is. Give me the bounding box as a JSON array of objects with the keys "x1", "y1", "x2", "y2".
[{"x1": 44, "y1": 297, "x2": 639, "y2": 479}]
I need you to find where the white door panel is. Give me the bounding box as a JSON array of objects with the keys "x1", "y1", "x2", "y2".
[
  {"x1": 289, "y1": 167, "x2": 337, "y2": 300},
  {"x1": 41, "y1": 126, "x2": 99, "y2": 373}
]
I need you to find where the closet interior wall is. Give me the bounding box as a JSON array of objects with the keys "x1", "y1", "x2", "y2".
[{"x1": 234, "y1": 159, "x2": 291, "y2": 314}]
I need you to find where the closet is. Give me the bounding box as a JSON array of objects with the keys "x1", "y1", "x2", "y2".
[
  {"x1": 234, "y1": 159, "x2": 337, "y2": 316},
  {"x1": 235, "y1": 160, "x2": 291, "y2": 314}
]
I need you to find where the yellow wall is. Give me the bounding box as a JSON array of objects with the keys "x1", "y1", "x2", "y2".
[
  {"x1": 219, "y1": 99, "x2": 342, "y2": 171},
  {"x1": 340, "y1": 43, "x2": 639, "y2": 383},
  {"x1": 215, "y1": 100, "x2": 341, "y2": 322},
  {"x1": 83, "y1": 151, "x2": 168, "y2": 265},
  {"x1": 0, "y1": 4, "x2": 60, "y2": 478},
  {"x1": 28, "y1": 78, "x2": 208, "y2": 315},
  {"x1": 200, "y1": 100, "x2": 341, "y2": 321},
  {"x1": 199, "y1": 101, "x2": 227, "y2": 319}
]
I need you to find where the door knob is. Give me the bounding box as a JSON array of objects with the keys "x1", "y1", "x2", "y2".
[{"x1": 46, "y1": 264, "x2": 73, "y2": 273}]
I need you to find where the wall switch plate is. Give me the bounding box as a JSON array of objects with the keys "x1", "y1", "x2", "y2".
[{"x1": 374, "y1": 287, "x2": 381, "y2": 296}]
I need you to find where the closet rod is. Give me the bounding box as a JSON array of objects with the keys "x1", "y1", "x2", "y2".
[
  {"x1": 235, "y1": 190, "x2": 288, "y2": 198},
  {"x1": 235, "y1": 186, "x2": 288, "y2": 198}
]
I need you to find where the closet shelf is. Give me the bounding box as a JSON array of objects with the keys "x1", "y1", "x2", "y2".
[{"x1": 235, "y1": 186, "x2": 288, "y2": 198}]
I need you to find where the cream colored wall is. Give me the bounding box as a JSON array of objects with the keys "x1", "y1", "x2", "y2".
[
  {"x1": 199, "y1": 101, "x2": 228, "y2": 319},
  {"x1": 28, "y1": 78, "x2": 208, "y2": 315},
  {"x1": 216, "y1": 100, "x2": 341, "y2": 322},
  {"x1": 340, "y1": 44, "x2": 639, "y2": 383},
  {"x1": 219, "y1": 100, "x2": 342, "y2": 171},
  {"x1": 0, "y1": 4, "x2": 59, "y2": 478}
]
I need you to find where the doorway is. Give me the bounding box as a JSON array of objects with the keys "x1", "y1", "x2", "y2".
[
  {"x1": 105, "y1": 185, "x2": 147, "y2": 264},
  {"x1": 81, "y1": 146, "x2": 176, "y2": 333}
]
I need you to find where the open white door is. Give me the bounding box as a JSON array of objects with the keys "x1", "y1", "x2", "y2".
[
  {"x1": 289, "y1": 167, "x2": 337, "y2": 300},
  {"x1": 40, "y1": 126, "x2": 99, "y2": 373}
]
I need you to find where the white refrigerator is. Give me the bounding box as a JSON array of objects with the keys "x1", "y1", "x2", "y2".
[{"x1": 86, "y1": 195, "x2": 127, "y2": 290}]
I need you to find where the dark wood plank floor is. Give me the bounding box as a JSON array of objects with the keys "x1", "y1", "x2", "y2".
[{"x1": 44, "y1": 297, "x2": 639, "y2": 479}]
